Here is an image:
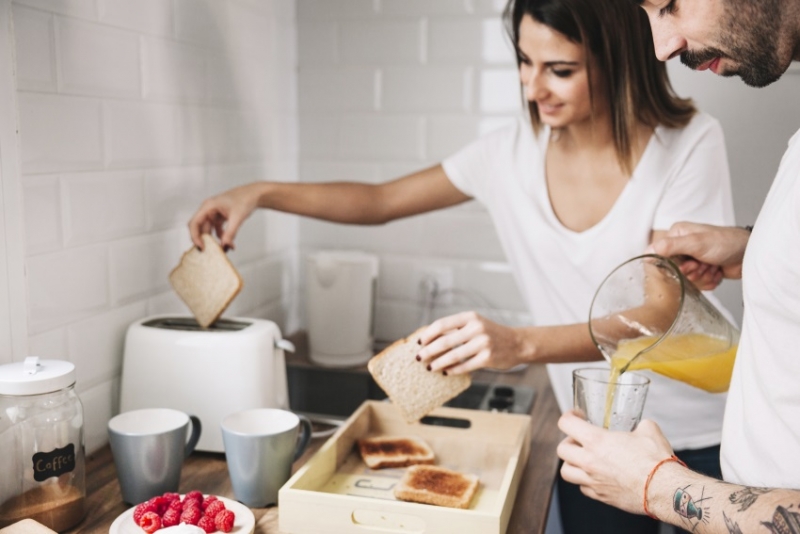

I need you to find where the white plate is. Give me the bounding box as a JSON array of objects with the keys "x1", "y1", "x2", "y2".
[{"x1": 109, "y1": 495, "x2": 255, "y2": 534}]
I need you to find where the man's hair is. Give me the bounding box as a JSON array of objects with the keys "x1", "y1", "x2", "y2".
[{"x1": 503, "y1": 0, "x2": 695, "y2": 174}]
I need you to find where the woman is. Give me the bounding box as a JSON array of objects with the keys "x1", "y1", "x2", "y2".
[{"x1": 188, "y1": 0, "x2": 733, "y2": 532}]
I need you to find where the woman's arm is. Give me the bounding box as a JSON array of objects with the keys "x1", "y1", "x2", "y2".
[
  {"x1": 557, "y1": 411, "x2": 800, "y2": 534},
  {"x1": 416, "y1": 314, "x2": 603, "y2": 374},
  {"x1": 189, "y1": 164, "x2": 470, "y2": 249},
  {"x1": 416, "y1": 231, "x2": 686, "y2": 374}
]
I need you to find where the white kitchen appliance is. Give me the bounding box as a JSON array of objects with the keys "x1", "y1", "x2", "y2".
[
  {"x1": 306, "y1": 250, "x2": 379, "y2": 367},
  {"x1": 120, "y1": 315, "x2": 294, "y2": 452}
]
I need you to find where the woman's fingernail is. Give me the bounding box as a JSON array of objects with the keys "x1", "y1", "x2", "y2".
[
  {"x1": 442, "y1": 370, "x2": 448, "y2": 376},
  {"x1": 417, "y1": 338, "x2": 421, "y2": 345},
  {"x1": 223, "y1": 245, "x2": 231, "y2": 252},
  {"x1": 426, "y1": 365, "x2": 431, "y2": 371},
  {"x1": 415, "y1": 355, "x2": 421, "y2": 361},
  {"x1": 195, "y1": 246, "x2": 201, "y2": 252}
]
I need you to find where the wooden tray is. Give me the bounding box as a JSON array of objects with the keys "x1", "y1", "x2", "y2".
[{"x1": 279, "y1": 401, "x2": 531, "y2": 534}]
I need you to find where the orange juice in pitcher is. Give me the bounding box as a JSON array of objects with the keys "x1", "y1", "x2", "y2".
[
  {"x1": 590, "y1": 255, "x2": 739, "y2": 395},
  {"x1": 611, "y1": 333, "x2": 737, "y2": 393}
]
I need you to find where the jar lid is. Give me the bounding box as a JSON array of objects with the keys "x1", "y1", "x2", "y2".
[{"x1": 0, "y1": 356, "x2": 76, "y2": 395}]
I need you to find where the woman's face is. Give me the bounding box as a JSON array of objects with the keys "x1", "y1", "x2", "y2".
[{"x1": 517, "y1": 14, "x2": 599, "y2": 129}]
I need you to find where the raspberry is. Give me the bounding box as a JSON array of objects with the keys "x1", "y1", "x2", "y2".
[
  {"x1": 147, "y1": 495, "x2": 168, "y2": 515},
  {"x1": 185, "y1": 490, "x2": 204, "y2": 501},
  {"x1": 139, "y1": 511, "x2": 161, "y2": 534},
  {"x1": 162, "y1": 508, "x2": 180, "y2": 527},
  {"x1": 197, "y1": 515, "x2": 217, "y2": 533},
  {"x1": 215, "y1": 509, "x2": 235, "y2": 533},
  {"x1": 168, "y1": 499, "x2": 183, "y2": 512},
  {"x1": 133, "y1": 501, "x2": 158, "y2": 526},
  {"x1": 183, "y1": 496, "x2": 202, "y2": 510},
  {"x1": 201, "y1": 495, "x2": 218, "y2": 510},
  {"x1": 162, "y1": 492, "x2": 181, "y2": 505},
  {"x1": 203, "y1": 500, "x2": 225, "y2": 519},
  {"x1": 180, "y1": 506, "x2": 202, "y2": 525}
]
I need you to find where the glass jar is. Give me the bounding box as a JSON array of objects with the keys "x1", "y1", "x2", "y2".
[{"x1": 0, "y1": 357, "x2": 86, "y2": 531}]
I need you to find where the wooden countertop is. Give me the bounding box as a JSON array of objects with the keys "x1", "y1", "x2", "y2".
[{"x1": 68, "y1": 335, "x2": 562, "y2": 534}]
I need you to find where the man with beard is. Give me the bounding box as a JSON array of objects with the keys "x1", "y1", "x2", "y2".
[{"x1": 557, "y1": 0, "x2": 800, "y2": 533}]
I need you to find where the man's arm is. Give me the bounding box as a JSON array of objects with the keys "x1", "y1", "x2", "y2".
[
  {"x1": 648, "y1": 222, "x2": 751, "y2": 290},
  {"x1": 557, "y1": 411, "x2": 800, "y2": 534}
]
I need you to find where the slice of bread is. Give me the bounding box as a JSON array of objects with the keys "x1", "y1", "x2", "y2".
[
  {"x1": 357, "y1": 436, "x2": 435, "y2": 469},
  {"x1": 368, "y1": 327, "x2": 471, "y2": 423},
  {"x1": 168, "y1": 234, "x2": 243, "y2": 328},
  {"x1": 394, "y1": 465, "x2": 479, "y2": 509}
]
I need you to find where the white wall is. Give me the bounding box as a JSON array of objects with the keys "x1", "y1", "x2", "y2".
[
  {"x1": 297, "y1": 0, "x2": 531, "y2": 343},
  {"x1": 9, "y1": 0, "x2": 299, "y2": 453}
]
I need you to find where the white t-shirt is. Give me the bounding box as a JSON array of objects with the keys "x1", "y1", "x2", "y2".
[
  {"x1": 443, "y1": 113, "x2": 735, "y2": 450},
  {"x1": 721, "y1": 128, "x2": 800, "y2": 487}
]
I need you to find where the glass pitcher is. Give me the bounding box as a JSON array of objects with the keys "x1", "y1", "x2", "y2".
[{"x1": 588, "y1": 254, "x2": 739, "y2": 393}]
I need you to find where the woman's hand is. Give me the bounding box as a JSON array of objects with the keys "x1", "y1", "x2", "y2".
[
  {"x1": 415, "y1": 312, "x2": 527, "y2": 374},
  {"x1": 188, "y1": 183, "x2": 264, "y2": 250},
  {"x1": 557, "y1": 411, "x2": 675, "y2": 515}
]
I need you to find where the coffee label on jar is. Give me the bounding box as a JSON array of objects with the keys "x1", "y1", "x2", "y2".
[{"x1": 32, "y1": 444, "x2": 76, "y2": 481}]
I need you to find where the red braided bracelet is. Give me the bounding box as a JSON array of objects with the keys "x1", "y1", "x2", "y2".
[{"x1": 643, "y1": 455, "x2": 687, "y2": 520}]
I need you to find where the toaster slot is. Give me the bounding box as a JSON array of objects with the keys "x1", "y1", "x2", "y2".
[{"x1": 142, "y1": 317, "x2": 252, "y2": 331}]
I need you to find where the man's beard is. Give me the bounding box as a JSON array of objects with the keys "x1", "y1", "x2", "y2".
[{"x1": 680, "y1": 0, "x2": 785, "y2": 88}]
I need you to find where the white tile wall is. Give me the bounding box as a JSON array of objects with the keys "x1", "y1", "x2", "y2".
[
  {"x1": 23, "y1": 175, "x2": 62, "y2": 254},
  {"x1": 99, "y1": 0, "x2": 173, "y2": 36},
  {"x1": 297, "y1": 0, "x2": 526, "y2": 341},
  {"x1": 13, "y1": 0, "x2": 299, "y2": 453},
  {"x1": 12, "y1": 5, "x2": 56, "y2": 92},
  {"x1": 15, "y1": 0, "x2": 98, "y2": 21},
  {"x1": 19, "y1": 93, "x2": 104, "y2": 174},
  {"x1": 56, "y1": 17, "x2": 141, "y2": 98},
  {"x1": 62, "y1": 170, "x2": 146, "y2": 246},
  {"x1": 340, "y1": 20, "x2": 423, "y2": 65}
]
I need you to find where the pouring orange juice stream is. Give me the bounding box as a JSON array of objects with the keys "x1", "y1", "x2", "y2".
[{"x1": 602, "y1": 334, "x2": 738, "y2": 429}]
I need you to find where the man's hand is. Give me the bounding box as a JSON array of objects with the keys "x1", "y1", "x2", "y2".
[
  {"x1": 648, "y1": 222, "x2": 751, "y2": 290},
  {"x1": 557, "y1": 411, "x2": 675, "y2": 515}
]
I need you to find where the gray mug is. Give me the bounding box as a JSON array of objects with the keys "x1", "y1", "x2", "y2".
[
  {"x1": 221, "y1": 408, "x2": 312, "y2": 507},
  {"x1": 108, "y1": 408, "x2": 202, "y2": 504}
]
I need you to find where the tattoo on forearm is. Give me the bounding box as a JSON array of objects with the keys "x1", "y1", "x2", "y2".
[
  {"x1": 761, "y1": 505, "x2": 800, "y2": 534},
  {"x1": 729, "y1": 487, "x2": 772, "y2": 512},
  {"x1": 723, "y1": 511, "x2": 743, "y2": 534},
  {"x1": 673, "y1": 485, "x2": 711, "y2": 531}
]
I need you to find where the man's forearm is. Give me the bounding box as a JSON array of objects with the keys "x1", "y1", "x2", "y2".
[{"x1": 647, "y1": 463, "x2": 800, "y2": 533}]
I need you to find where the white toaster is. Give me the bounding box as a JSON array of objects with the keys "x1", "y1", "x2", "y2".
[{"x1": 120, "y1": 315, "x2": 295, "y2": 452}]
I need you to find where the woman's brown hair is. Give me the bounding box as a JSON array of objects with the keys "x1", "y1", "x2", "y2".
[{"x1": 503, "y1": 0, "x2": 695, "y2": 174}]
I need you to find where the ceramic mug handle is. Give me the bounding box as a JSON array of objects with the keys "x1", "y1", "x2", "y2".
[
  {"x1": 292, "y1": 415, "x2": 312, "y2": 462},
  {"x1": 184, "y1": 415, "x2": 202, "y2": 458}
]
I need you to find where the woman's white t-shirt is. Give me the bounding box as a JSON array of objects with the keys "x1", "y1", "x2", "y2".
[{"x1": 442, "y1": 112, "x2": 735, "y2": 450}]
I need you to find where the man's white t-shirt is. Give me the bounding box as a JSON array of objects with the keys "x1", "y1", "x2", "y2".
[
  {"x1": 443, "y1": 113, "x2": 735, "y2": 450},
  {"x1": 721, "y1": 128, "x2": 800, "y2": 486}
]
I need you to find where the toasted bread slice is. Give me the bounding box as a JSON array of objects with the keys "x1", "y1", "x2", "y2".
[
  {"x1": 394, "y1": 465, "x2": 479, "y2": 509},
  {"x1": 368, "y1": 327, "x2": 471, "y2": 423},
  {"x1": 168, "y1": 234, "x2": 243, "y2": 328},
  {"x1": 357, "y1": 436, "x2": 435, "y2": 469}
]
